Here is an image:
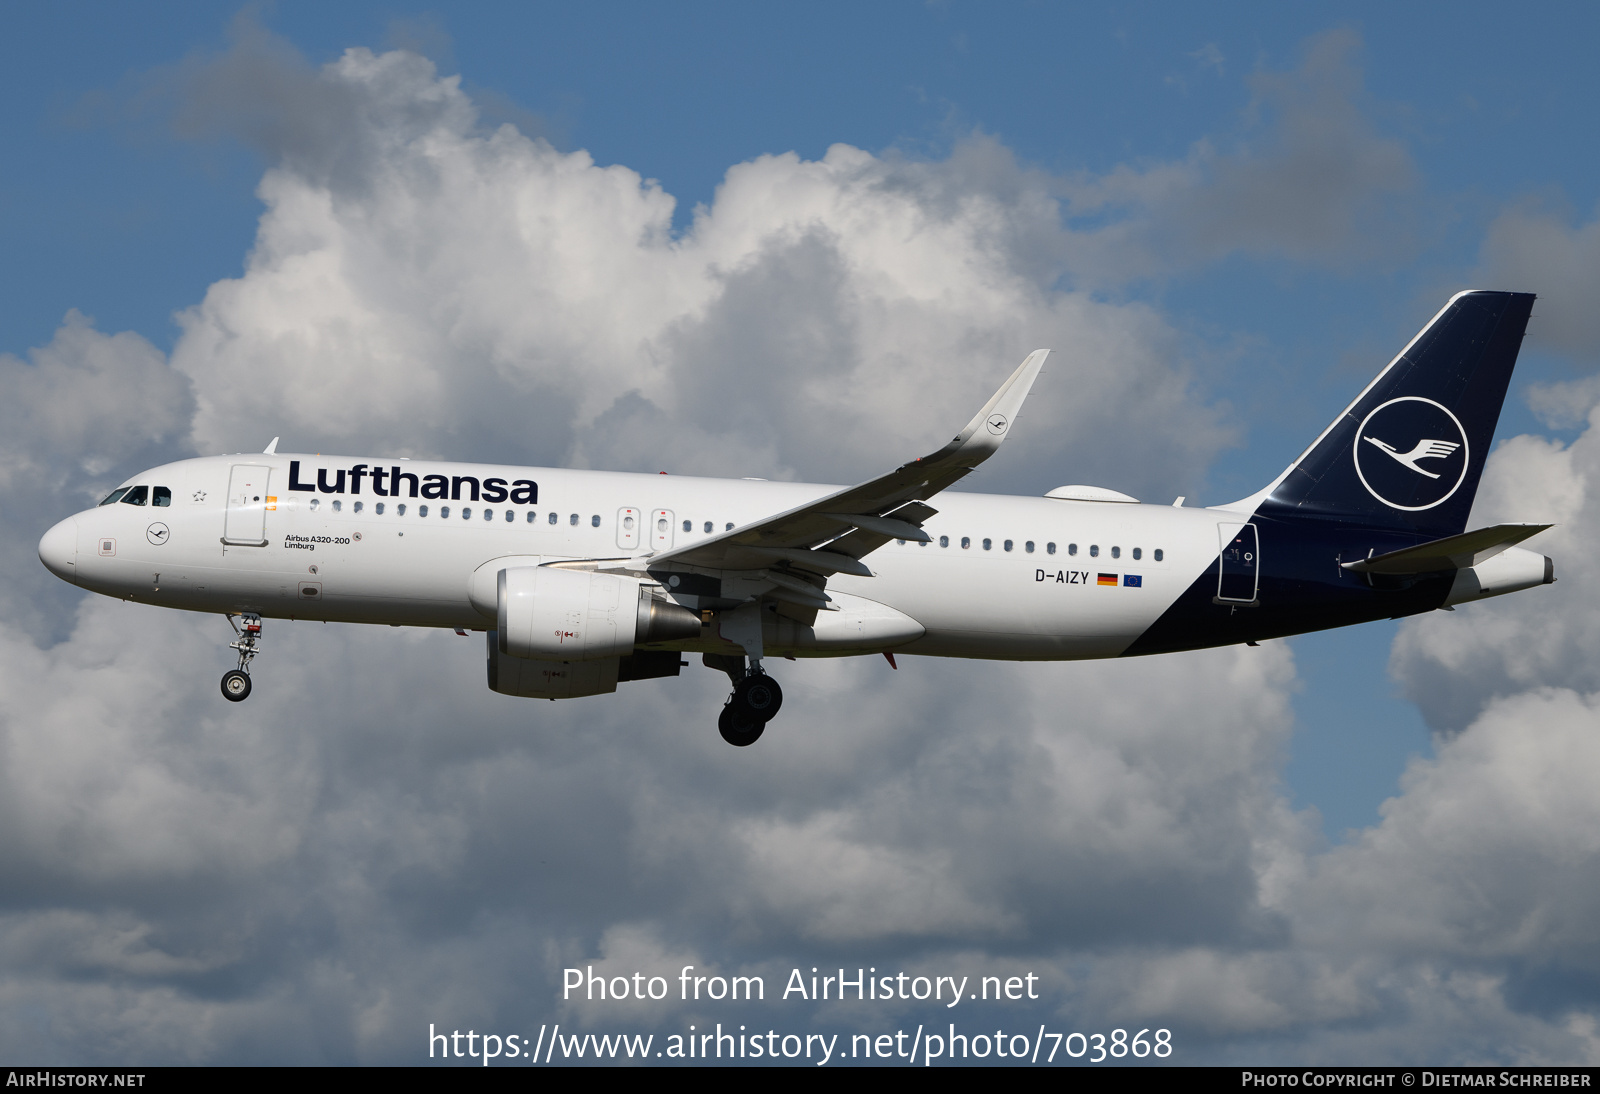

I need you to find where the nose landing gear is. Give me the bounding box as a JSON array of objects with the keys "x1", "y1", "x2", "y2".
[{"x1": 221, "y1": 613, "x2": 263, "y2": 702}]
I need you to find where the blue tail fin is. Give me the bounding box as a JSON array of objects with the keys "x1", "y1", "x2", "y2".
[{"x1": 1255, "y1": 290, "x2": 1535, "y2": 538}]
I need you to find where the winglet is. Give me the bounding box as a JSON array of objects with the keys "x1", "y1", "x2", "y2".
[
  {"x1": 935, "y1": 349, "x2": 1050, "y2": 467},
  {"x1": 263, "y1": 437, "x2": 280, "y2": 455}
]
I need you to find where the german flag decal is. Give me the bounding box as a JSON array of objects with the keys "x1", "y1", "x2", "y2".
[{"x1": 1097, "y1": 573, "x2": 1118, "y2": 586}]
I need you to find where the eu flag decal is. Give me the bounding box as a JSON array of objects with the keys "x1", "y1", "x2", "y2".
[
  {"x1": 1097, "y1": 573, "x2": 1118, "y2": 586},
  {"x1": 1123, "y1": 574, "x2": 1142, "y2": 588}
]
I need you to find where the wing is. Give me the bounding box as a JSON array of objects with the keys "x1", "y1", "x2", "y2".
[{"x1": 628, "y1": 349, "x2": 1050, "y2": 586}]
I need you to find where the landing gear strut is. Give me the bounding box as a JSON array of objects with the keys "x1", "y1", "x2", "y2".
[
  {"x1": 222, "y1": 613, "x2": 262, "y2": 702},
  {"x1": 707, "y1": 603, "x2": 786, "y2": 747},
  {"x1": 706, "y1": 652, "x2": 784, "y2": 747}
]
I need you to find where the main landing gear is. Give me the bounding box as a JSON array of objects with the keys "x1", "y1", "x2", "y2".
[
  {"x1": 707, "y1": 654, "x2": 784, "y2": 747},
  {"x1": 221, "y1": 612, "x2": 262, "y2": 702}
]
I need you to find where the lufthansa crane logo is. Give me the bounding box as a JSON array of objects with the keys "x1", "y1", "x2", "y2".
[
  {"x1": 986, "y1": 414, "x2": 1008, "y2": 436},
  {"x1": 1352, "y1": 396, "x2": 1469, "y2": 511}
]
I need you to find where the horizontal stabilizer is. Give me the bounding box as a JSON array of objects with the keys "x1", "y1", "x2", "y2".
[{"x1": 1341, "y1": 523, "x2": 1552, "y2": 574}]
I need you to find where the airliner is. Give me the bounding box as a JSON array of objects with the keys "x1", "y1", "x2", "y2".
[{"x1": 38, "y1": 291, "x2": 1554, "y2": 745}]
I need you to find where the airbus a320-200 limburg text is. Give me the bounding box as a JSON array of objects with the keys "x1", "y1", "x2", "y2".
[{"x1": 39, "y1": 291, "x2": 1554, "y2": 745}]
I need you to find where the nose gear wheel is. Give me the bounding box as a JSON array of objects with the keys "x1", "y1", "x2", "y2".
[
  {"x1": 220, "y1": 669, "x2": 252, "y2": 702},
  {"x1": 221, "y1": 612, "x2": 263, "y2": 702}
]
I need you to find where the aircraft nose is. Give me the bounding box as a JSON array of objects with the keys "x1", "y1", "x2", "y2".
[{"x1": 38, "y1": 516, "x2": 79, "y2": 585}]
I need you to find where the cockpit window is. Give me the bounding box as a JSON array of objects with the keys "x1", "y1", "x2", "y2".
[
  {"x1": 120, "y1": 486, "x2": 149, "y2": 506},
  {"x1": 99, "y1": 488, "x2": 130, "y2": 506},
  {"x1": 152, "y1": 486, "x2": 171, "y2": 507}
]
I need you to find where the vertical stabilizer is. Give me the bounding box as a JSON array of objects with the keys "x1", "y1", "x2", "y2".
[{"x1": 1255, "y1": 290, "x2": 1535, "y2": 538}]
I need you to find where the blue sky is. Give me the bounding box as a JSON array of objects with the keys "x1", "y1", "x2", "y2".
[{"x1": 3, "y1": 1, "x2": 1599, "y2": 1065}]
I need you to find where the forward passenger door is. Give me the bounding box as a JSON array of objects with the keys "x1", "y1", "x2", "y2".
[{"x1": 223, "y1": 465, "x2": 272, "y2": 547}]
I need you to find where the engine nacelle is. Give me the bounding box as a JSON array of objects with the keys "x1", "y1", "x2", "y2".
[
  {"x1": 487, "y1": 634, "x2": 620, "y2": 698},
  {"x1": 496, "y1": 566, "x2": 702, "y2": 662}
]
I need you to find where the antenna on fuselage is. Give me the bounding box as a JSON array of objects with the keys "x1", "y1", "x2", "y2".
[{"x1": 263, "y1": 437, "x2": 280, "y2": 455}]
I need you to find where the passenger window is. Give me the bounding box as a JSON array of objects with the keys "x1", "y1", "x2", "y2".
[
  {"x1": 704, "y1": 521, "x2": 712, "y2": 533},
  {"x1": 1025, "y1": 541, "x2": 1035, "y2": 553},
  {"x1": 1047, "y1": 542, "x2": 1056, "y2": 555},
  {"x1": 99, "y1": 488, "x2": 130, "y2": 506},
  {"x1": 461, "y1": 507, "x2": 471, "y2": 519},
  {"x1": 353, "y1": 501, "x2": 363, "y2": 513},
  {"x1": 1067, "y1": 543, "x2": 1077, "y2": 556},
  {"x1": 897, "y1": 539, "x2": 906, "y2": 546},
  {"x1": 152, "y1": 487, "x2": 172, "y2": 507},
  {"x1": 1090, "y1": 545, "x2": 1099, "y2": 557},
  {"x1": 569, "y1": 513, "x2": 578, "y2": 526},
  {"x1": 1154, "y1": 548, "x2": 1164, "y2": 562},
  {"x1": 961, "y1": 537, "x2": 971, "y2": 549},
  {"x1": 591, "y1": 515, "x2": 601, "y2": 527},
  {"x1": 982, "y1": 538, "x2": 992, "y2": 551},
  {"x1": 1111, "y1": 546, "x2": 1120, "y2": 559},
  {"x1": 441, "y1": 506, "x2": 451, "y2": 519},
  {"x1": 1132, "y1": 547, "x2": 1141, "y2": 560},
  {"x1": 375, "y1": 503, "x2": 385, "y2": 515},
  {"x1": 682, "y1": 519, "x2": 692, "y2": 533},
  {"x1": 121, "y1": 485, "x2": 149, "y2": 506},
  {"x1": 1003, "y1": 540, "x2": 1013, "y2": 552},
  {"x1": 549, "y1": 512, "x2": 558, "y2": 525},
  {"x1": 397, "y1": 504, "x2": 407, "y2": 516},
  {"x1": 505, "y1": 510, "x2": 513, "y2": 522},
  {"x1": 418, "y1": 505, "x2": 428, "y2": 517},
  {"x1": 528, "y1": 511, "x2": 537, "y2": 523},
  {"x1": 940, "y1": 535, "x2": 949, "y2": 548},
  {"x1": 725, "y1": 523, "x2": 733, "y2": 531},
  {"x1": 332, "y1": 500, "x2": 342, "y2": 512},
  {"x1": 310, "y1": 498, "x2": 320, "y2": 511}
]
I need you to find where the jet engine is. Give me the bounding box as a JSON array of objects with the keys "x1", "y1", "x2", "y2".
[
  {"x1": 487, "y1": 566, "x2": 702, "y2": 699},
  {"x1": 497, "y1": 566, "x2": 701, "y2": 661}
]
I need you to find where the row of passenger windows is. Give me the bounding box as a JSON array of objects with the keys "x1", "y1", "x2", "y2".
[
  {"x1": 101, "y1": 486, "x2": 170, "y2": 507},
  {"x1": 306, "y1": 501, "x2": 742, "y2": 535},
  {"x1": 900, "y1": 536, "x2": 1164, "y2": 562},
  {"x1": 309, "y1": 497, "x2": 604, "y2": 524}
]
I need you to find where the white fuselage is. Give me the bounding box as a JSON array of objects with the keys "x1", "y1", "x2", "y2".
[{"x1": 44, "y1": 454, "x2": 1224, "y2": 661}]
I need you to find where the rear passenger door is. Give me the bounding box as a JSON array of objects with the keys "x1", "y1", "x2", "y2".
[{"x1": 1215, "y1": 522, "x2": 1259, "y2": 605}]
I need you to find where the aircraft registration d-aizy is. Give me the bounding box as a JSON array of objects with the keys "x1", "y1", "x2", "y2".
[{"x1": 39, "y1": 291, "x2": 1554, "y2": 746}]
